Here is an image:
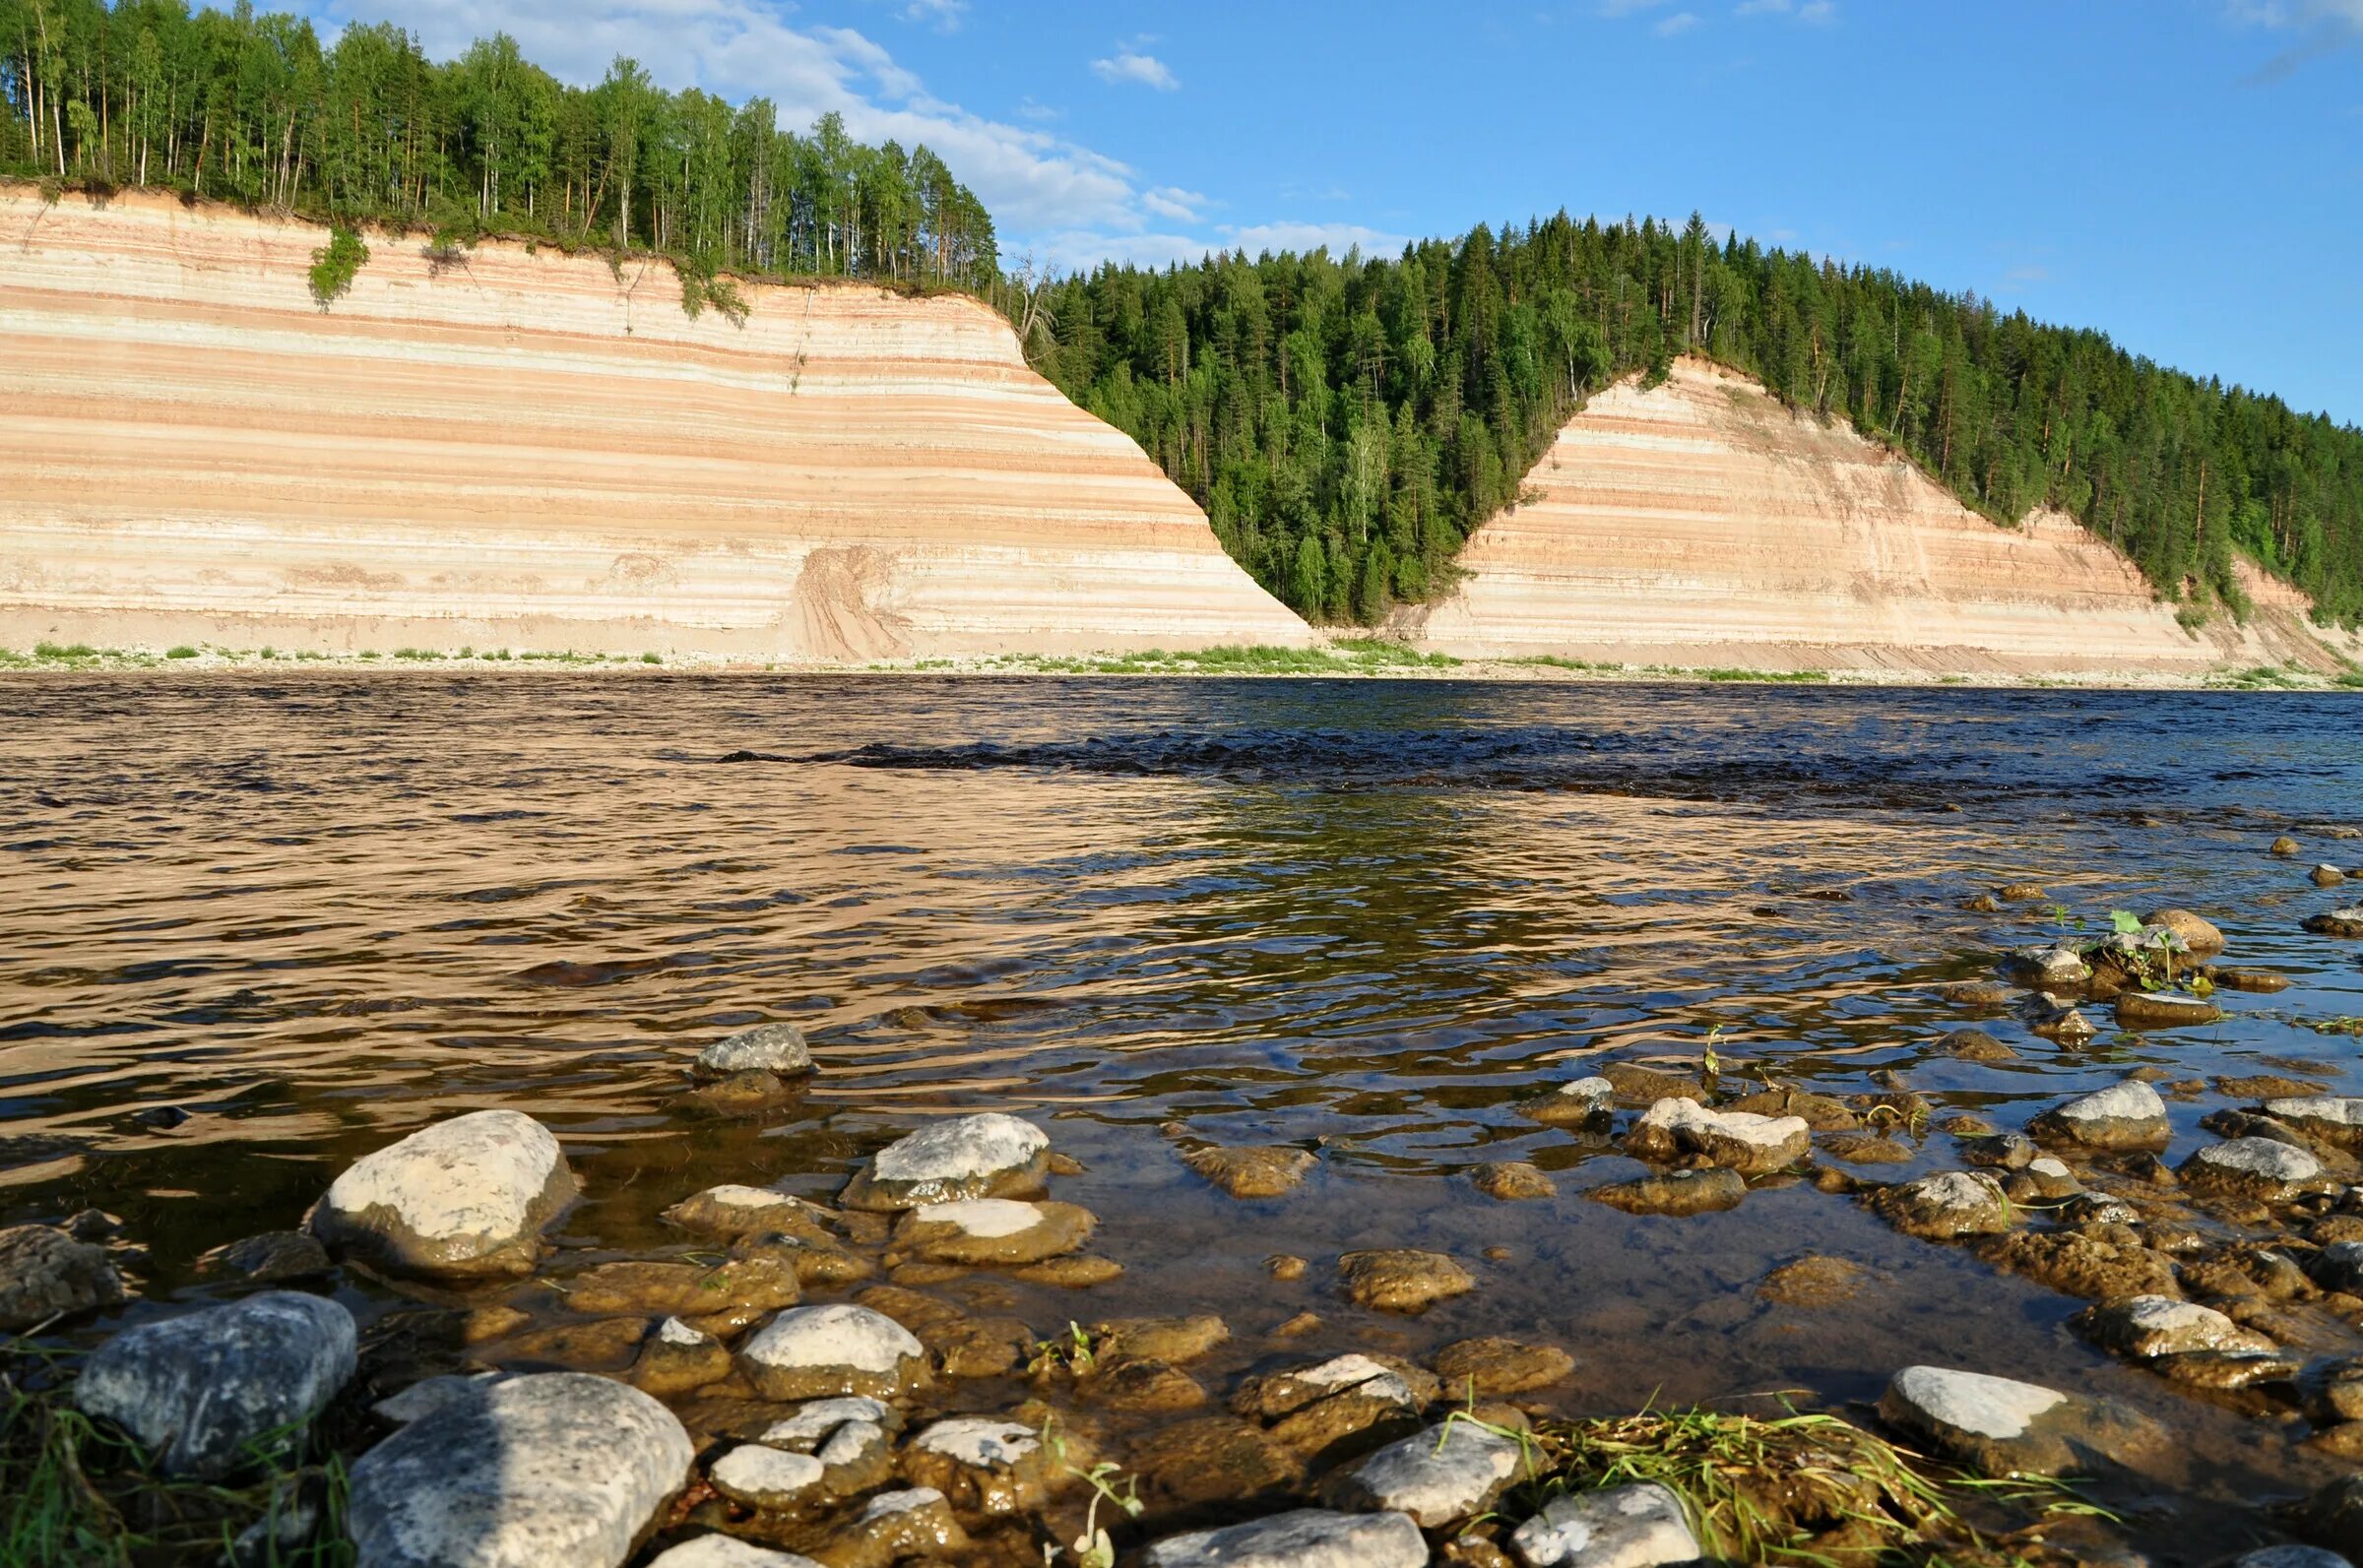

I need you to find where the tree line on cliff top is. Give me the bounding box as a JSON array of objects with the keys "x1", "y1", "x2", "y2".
[
  {"x1": 6, "y1": 2, "x2": 2359, "y2": 633},
  {"x1": 0, "y1": 0, "x2": 997, "y2": 287}
]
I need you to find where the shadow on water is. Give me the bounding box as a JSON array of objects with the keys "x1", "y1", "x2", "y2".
[{"x1": 4, "y1": 671, "x2": 2363, "y2": 1558}]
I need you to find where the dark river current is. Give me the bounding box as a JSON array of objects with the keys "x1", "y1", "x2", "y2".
[{"x1": 5, "y1": 673, "x2": 2363, "y2": 1559}]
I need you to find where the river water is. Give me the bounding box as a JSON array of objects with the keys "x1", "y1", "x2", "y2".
[{"x1": 5, "y1": 673, "x2": 2363, "y2": 1558}]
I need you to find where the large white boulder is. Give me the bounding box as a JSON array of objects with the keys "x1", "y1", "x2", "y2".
[{"x1": 310, "y1": 1110, "x2": 576, "y2": 1278}]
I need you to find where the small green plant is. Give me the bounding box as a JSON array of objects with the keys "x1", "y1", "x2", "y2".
[
  {"x1": 307, "y1": 225, "x2": 369, "y2": 308},
  {"x1": 1026, "y1": 1322, "x2": 1101, "y2": 1379},
  {"x1": 1039, "y1": 1419, "x2": 1140, "y2": 1568},
  {"x1": 32, "y1": 642, "x2": 97, "y2": 660},
  {"x1": 640, "y1": 651, "x2": 663, "y2": 664},
  {"x1": 164, "y1": 645, "x2": 199, "y2": 659}
]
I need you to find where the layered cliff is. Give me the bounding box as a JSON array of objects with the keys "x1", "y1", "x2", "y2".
[
  {"x1": 1407, "y1": 358, "x2": 2358, "y2": 676},
  {"x1": 0, "y1": 189, "x2": 1311, "y2": 660}
]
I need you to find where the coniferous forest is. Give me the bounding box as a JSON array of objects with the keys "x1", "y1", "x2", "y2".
[{"x1": 4, "y1": 2, "x2": 2358, "y2": 630}]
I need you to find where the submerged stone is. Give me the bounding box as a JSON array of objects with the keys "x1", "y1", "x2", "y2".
[
  {"x1": 1868, "y1": 1171, "x2": 2012, "y2": 1240},
  {"x1": 310, "y1": 1109, "x2": 576, "y2": 1279},
  {"x1": 839, "y1": 1113, "x2": 1050, "y2": 1212},
  {"x1": 2115, "y1": 990, "x2": 2225, "y2": 1028},
  {"x1": 2270, "y1": 1098, "x2": 2363, "y2": 1150},
  {"x1": 1589, "y1": 1166, "x2": 1746, "y2": 1216},
  {"x1": 194, "y1": 1230, "x2": 333, "y2": 1284},
  {"x1": 890, "y1": 1198, "x2": 1093, "y2": 1265},
  {"x1": 1877, "y1": 1365, "x2": 2162, "y2": 1477},
  {"x1": 1184, "y1": 1145, "x2": 1317, "y2": 1198},
  {"x1": 2075, "y1": 1294, "x2": 2276, "y2": 1359},
  {"x1": 1522, "y1": 1076, "x2": 1616, "y2": 1126},
  {"x1": 2303, "y1": 909, "x2": 2363, "y2": 939},
  {"x1": 1508, "y1": 1481, "x2": 1699, "y2": 1568},
  {"x1": 1433, "y1": 1336, "x2": 1575, "y2": 1395},
  {"x1": 564, "y1": 1257, "x2": 799, "y2": 1319},
  {"x1": 1141, "y1": 1508, "x2": 1427, "y2": 1568},
  {"x1": 347, "y1": 1373, "x2": 692, "y2": 1568},
  {"x1": 75, "y1": 1291, "x2": 355, "y2": 1477},
  {"x1": 1756, "y1": 1255, "x2": 1875, "y2": 1307},
  {"x1": 902, "y1": 1417, "x2": 1061, "y2": 1516},
  {"x1": 1473, "y1": 1161, "x2": 1559, "y2": 1200},
  {"x1": 1936, "y1": 1028, "x2": 2016, "y2": 1061},
  {"x1": 633, "y1": 1317, "x2": 733, "y2": 1398},
  {"x1": 1129, "y1": 1417, "x2": 1305, "y2": 1503},
  {"x1": 661, "y1": 1185, "x2": 831, "y2": 1242},
  {"x1": 0, "y1": 1223, "x2": 128, "y2": 1330},
  {"x1": 1338, "y1": 1248, "x2": 1475, "y2": 1313},
  {"x1": 816, "y1": 1487, "x2": 969, "y2": 1566}
]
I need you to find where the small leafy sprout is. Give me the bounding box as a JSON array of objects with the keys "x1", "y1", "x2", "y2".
[{"x1": 1039, "y1": 1418, "x2": 1140, "y2": 1568}]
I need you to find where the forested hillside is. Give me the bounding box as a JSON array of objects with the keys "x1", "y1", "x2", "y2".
[
  {"x1": 0, "y1": 0, "x2": 996, "y2": 286},
  {"x1": 1031, "y1": 217, "x2": 2363, "y2": 628}
]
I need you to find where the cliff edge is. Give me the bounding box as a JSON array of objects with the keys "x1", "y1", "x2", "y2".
[
  {"x1": 0, "y1": 189, "x2": 1312, "y2": 660},
  {"x1": 1404, "y1": 357, "x2": 2357, "y2": 676}
]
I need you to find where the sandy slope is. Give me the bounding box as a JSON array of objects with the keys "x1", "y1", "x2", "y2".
[
  {"x1": 1406, "y1": 358, "x2": 2358, "y2": 676},
  {"x1": 0, "y1": 188, "x2": 1311, "y2": 659}
]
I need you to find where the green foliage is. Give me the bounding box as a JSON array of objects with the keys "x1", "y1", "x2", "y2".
[
  {"x1": 307, "y1": 226, "x2": 368, "y2": 308},
  {"x1": 1040, "y1": 210, "x2": 2363, "y2": 628},
  {"x1": 639, "y1": 650, "x2": 663, "y2": 663},
  {"x1": 2, "y1": 5, "x2": 996, "y2": 291},
  {"x1": 163, "y1": 645, "x2": 198, "y2": 659}
]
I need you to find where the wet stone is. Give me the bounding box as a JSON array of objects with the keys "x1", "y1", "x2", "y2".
[
  {"x1": 1339, "y1": 1248, "x2": 1475, "y2": 1313},
  {"x1": 1972, "y1": 1231, "x2": 2178, "y2": 1301},
  {"x1": 2143, "y1": 909, "x2": 2227, "y2": 955},
  {"x1": 730, "y1": 1230, "x2": 873, "y2": 1290},
  {"x1": 1589, "y1": 1166, "x2": 1746, "y2": 1216},
  {"x1": 647, "y1": 1537, "x2": 821, "y2": 1568},
  {"x1": 1939, "y1": 978, "x2": 2019, "y2": 1009},
  {"x1": 735, "y1": 1304, "x2": 927, "y2": 1401},
  {"x1": 2299, "y1": 1475, "x2": 2363, "y2": 1561},
  {"x1": 2275, "y1": 836, "x2": 2306, "y2": 856},
  {"x1": 1083, "y1": 1354, "x2": 1208, "y2": 1411},
  {"x1": 808, "y1": 1486, "x2": 968, "y2": 1568},
  {"x1": 2314, "y1": 1241, "x2": 2363, "y2": 1294},
  {"x1": 0, "y1": 1223, "x2": 129, "y2": 1330},
  {"x1": 677, "y1": 1071, "x2": 801, "y2": 1115},
  {"x1": 2181, "y1": 1137, "x2": 2328, "y2": 1202},
  {"x1": 1474, "y1": 1161, "x2": 1558, "y2": 1200},
  {"x1": 1092, "y1": 1313, "x2": 1229, "y2": 1362},
  {"x1": 1434, "y1": 1336, "x2": 1576, "y2": 1395},
  {"x1": 1009, "y1": 1254, "x2": 1123, "y2": 1287},
  {"x1": 1129, "y1": 1417, "x2": 1305, "y2": 1504},
  {"x1": 1959, "y1": 1132, "x2": 2039, "y2": 1169},
  {"x1": 2003, "y1": 945, "x2": 2092, "y2": 989},
  {"x1": 758, "y1": 1396, "x2": 900, "y2": 1449},
  {"x1": 564, "y1": 1257, "x2": 799, "y2": 1319},
  {"x1": 348, "y1": 1372, "x2": 693, "y2": 1568},
  {"x1": 662, "y1": 1186, "x2": 833, "y2": 1243},
  {"x1": 1235, "y1": 1353, "x2": 1436, "y2": 1420},
  {"x1": 486, "y1": 1315, "x2": 652, "y2": 1373},
  {"x1": 1600, "y1": 1062, "x2": 1706, "y2": 1103},
  {"x1": 1877, "y1": 1366, "x2": 2163, "y2": 1478},
  {"x1": 1508, "y1": 1480, "x2": 1699, "y2": 1568},
  {"x1": 2027, "y1": 998, "x2": 2099, "y2": 1041},
  {"x1": 2076, "y1": 1294, "x2": 2277, "y2": 1358},
  {"x1": 2269, "y1": 1098, "x2": 2363, "y2": 1151},
  {"x1": 1142, "y1": 1508, "x2": 1428, "y2": 1568},
  {"x1": 2224, "y1": 1075, "x2": 2331, "y2": 1099},
  {"x1": 693, "y1": 1022, "x2": 811, "y2": 1080},
  {"x1": 2317, "y1": 865, "x2": 2351, "y2": 888},
  {"x1": 1938, "y1": 1028, "x2": 2016, "y2": 1061},
  {"x1": 1818, "y1": 1133, "x2": 1914, "y2": 1164},
  {"x1": 1721, "y1": 1087, "x2": 1859, "y2": 1131},
  {"x1": 194, "y1": 1230, "x2": 333, "y2": 1284},
  {"x1": 2212, "y1": 967, "x2": 2292, "y2": 993},
  {"x1": 1522, "y1": 1076, "x2": 1615, "y2": 1125},
  {"x1": 1626, "y1": 1098, "x2": 1809, "y2": 1173},
  {"x1": 2232, "y1": 1549, "x2": 2353, "y2": 1568},
  {"x1": 2153, "y1": 1348, "x2": 2305, "y2": 1391},
  {"x1": 2303, "y1": 909, "x2": 2363, "y2": 939},
  {"x1": 1184, "y1": 1145, "x2": 1317, "y2": 1198},
  {"x1": 1266, "y1": 1253, "x2": 1309, "y2": 1281},
  {"x1": 634, "y1": 1317, "x2": 733, "y2": 1398},
  {"x1": 310, "y1": 1109, "x2": 577, "y2": 1280},
  {"x1": 2005, "y1": 1158, "x2": 2083, "y2": 1203},
  {"x1": 2029, "y1": 1080, "x2": 2171, "y2": 1151},
  {"x1": 75, "y1": 1291, "x2": 356, "y2": 1478},
  {"x1": 1868, "y1": 1171, "x2": 2012, "y2": 1240},
  {"x1": 2115, "y1": 990, "x2": 2225, "y2": 1028},
  {"x1": 839, "y1": 1113, "x2": 1050, "y2": 1212},
  {"x1": 890, "y1": 1198, "x2": 1093, "y2": 1265},
  {"x1": 1757, "y1": 1255, "x2": 1874, "y2": 1307},
  {"x1": 1325, "y1": 1419, "x2": 1525, "y2": 1528},
  {"x1": 901, "y1": 1416, "x2": 1060, "y2": 1516},
  {"x1": 707, "y1": 1445, "x2": 827, "y2": 1513}
]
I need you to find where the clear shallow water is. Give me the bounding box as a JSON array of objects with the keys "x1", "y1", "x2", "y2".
[{"x1": 5, "y1": 673, "x2": 2363, "y2": 1557}]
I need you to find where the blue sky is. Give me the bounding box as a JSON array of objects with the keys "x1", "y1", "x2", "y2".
[{"x1": 301, "y1": 0, "x2": 2362, "y2": 423}]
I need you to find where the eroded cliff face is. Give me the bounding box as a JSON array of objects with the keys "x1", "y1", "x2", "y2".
[
  {"x1": 0, "y1": 189, "x2": 1311, "y2": 659},
  {"x1": 1408, "y1": 358, "x2": 2358, "y2": 676}
]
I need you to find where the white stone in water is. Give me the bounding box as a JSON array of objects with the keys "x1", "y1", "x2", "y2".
[
  {"x1": 646, "y1": 1537, "x2": 822, "y2": 1568},
  {"x1": 1332, "y1": 1420, "x2": 1525, "y2": 1527},
  {"x1": 708, "y1": 1185, "x2": 803, "y2": 1210},
  {"x1": 1508, "y1": 1481, "x2": 1700, "y2": 1568},
  {"x1": 2081, "y1": 1294, "x2": 2272, "y2": 1358},
  {"x1": 908, "y1": 1199, "x2": 1041, "y2": 1238},
  {"x1": 2186, "y1": 1136, "x2": 2324, "y2": 1188},
  {"x1": 348, "y1": 1372, "x2": 693, "y2": 1568},
  {"x1": 2269, "y1": 1098, "x2": 2363, "y2": 1133},
  {"x1": 1142, "y1": 1508, "x2": 1428, "y2": 1568},
  {"x1": 859, "y1": 1488, "x2": 946, "y2": 1520},
  {"x1": 736, "y1": 1304, "x2": 926, "y2": 1399},
  {"x1": 912, "y1": 1417, "x2": 1039, "y2": 1468},
  {"x1": 1295, "y1": 1352, "x2": 1420, "y2": 1405},
  {"x1": 817, "y1": 1420, "x2": 886, "y2": 1469},
  {"x1": 872, "y1": 1114, "x2": 1046, "y2": 1189},
  {"x1": 658, "y1": 1316, "x2": 706, "y2": 1347},
  {"x1": 2035, "y1": 1080, "x2": 2166, "y2": 1140},
  {"x1": 708, "y1": 1445, "x2": 825, "y2": 1508},
  {"x1": 696, "y1": 1023, "x2": 811, "y2": 1078},
  {"x1": 1560, "y1": 1076, "x2": 1614, "y2": 1103},
  {"x1": 1885, "y1": 1366, "x2": 2065, "y2": 1440},
  {"x1": 74, "y1": 1291, "x2": 357, "y2": 1478},
  {"x1": 312, "y1": 1109, "x2": 575, "y2": 1278},
  {"x1": 1630, "y1": 1098, "x2": 1809, "y2": 1170},
  {"x1": 759, "y1": 1397, "x2": 894, "y2": 1448}
]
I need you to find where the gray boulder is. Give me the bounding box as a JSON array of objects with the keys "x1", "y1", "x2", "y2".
[
  {"x1": 1325, "y1": 1418, "x2": 1527, "y2": 1527},
  {"x1": 2027, "y1": 1081, "x2": 2170, "y2": 1151},
  {"x1": 735, "y1": 1304, "x2": 927, "y2": 1400},
  {"x1": 310, "y1": 1110, "x2": 576, "y2": 1279},
  {"x1": 1141, "y1": 1508, "x2": 1427, "y2": 1568},
  {"x1": 1876, "y1": 1366, "x2": 2161, "y2": 1477},
  {"x1": 2076, "y1": 1294, "x2": 2275, "y2": 1359},
  {"x1": 348, "y1": 1372, "x2": 692, "y2": 1568},
  {"x1": 1625, "y1": 1098, "x2": 1809, "y2": 1174},
  {"x1": 646, "y1": 1537, "x2": 822, "y2": 1568},
  {"x1": 2002, "y1": 946, "x2": 2091, "y2": 988},
  {"x1": 2180, "y1": 1137, "x2": 2327, "y2": 1202},
  {"x1": 0, "y1": 1223, "x2": 128, "y2": 1330},
  {"x1": 2266, "y1": 1097, "x2": 2363, "y2": 1151},
  {"x1": 839, "y1": 1113, "x2": 1050, "y2": 1212},
  {"x1": 1508, "y1": 1481, "x2": 1700, "y2": 1567},
  {"x1": 693, "y1": 1024, "x2": 812, "y2": 1080},
  {"x1": 75, "y1": 1291, "x2": 355, "y2": 1477},
  {"x1": 1868, "y1": 1171, "x2": 2012, "y2": 1240},
  {"x1": 2316, "y1": 1241, "x2": 2363, "y2": 1295}
]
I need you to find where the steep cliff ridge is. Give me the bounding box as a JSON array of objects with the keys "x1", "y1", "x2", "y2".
[
  {"x1": 1407, "y1": 358, "x2": 2358, "y2": 676},
  {"x1": 0, "y1": 189, "x2": 1312, "y2": 659}
]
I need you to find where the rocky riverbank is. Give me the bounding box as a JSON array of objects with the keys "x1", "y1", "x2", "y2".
[{"x1": 12, "y1": 844, "x2": 2363, "y2": 1566}]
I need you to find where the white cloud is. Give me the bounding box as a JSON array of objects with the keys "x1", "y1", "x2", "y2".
[
  {"x1": 1736, "y1": 0, "x2": 1835, "y2": 21},
  {"x1": 1598, "y1": 0, "x2": 1673, "y2": 14},
  {"x1": 2230, "y1": 0, "x2": 2363, "y2": 77},
  {"x1": 1216, "y1": 220, "x2": 1412, "y2": 258},
  {"x1": 1655, "y1": 11, "x2": 1700, "y2": 34},
  {"x1": 865, "y1": 0, "x2": 964, "y2": 30},
  {"x1": 1091, "y1": 49, "x2": 1180, "y2": 91},
  {"x1": 1140, "y1": 186, "x2": 1209, "y2": 222}
]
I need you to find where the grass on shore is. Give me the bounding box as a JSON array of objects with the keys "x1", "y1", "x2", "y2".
[{"x1": 1, "y1": 1342, "x2": 351, "y2": 1567}]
